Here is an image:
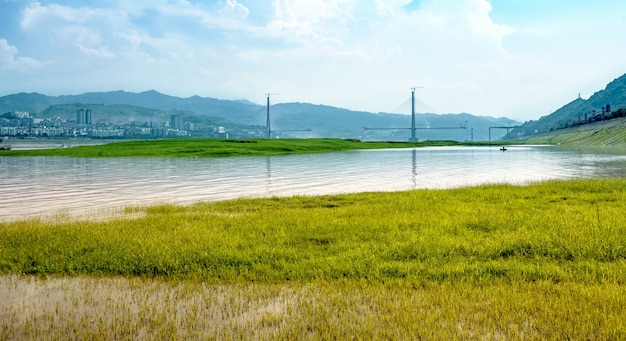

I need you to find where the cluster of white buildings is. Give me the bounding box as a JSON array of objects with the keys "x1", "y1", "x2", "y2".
[{"x1": 0, "y1": 110, "x2": 194, "y2": 139}]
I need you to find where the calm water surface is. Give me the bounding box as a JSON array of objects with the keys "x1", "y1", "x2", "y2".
[{"x1": 2, "y1": 145, "x2": 626, "y2": 220}]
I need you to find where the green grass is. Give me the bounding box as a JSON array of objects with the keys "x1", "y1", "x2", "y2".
[
  {"x1": 0, "y1": 137, "x2": 494, "y2": 157},
  {"x1": 2, "y1": 178, "x2": 626, "y2": 339},
  {"x1": 2, "y1": 178, "x2": 626, "y2": 283},
  {"x1": 523, "y1": 117, "x2": 626, "y2": 147}
]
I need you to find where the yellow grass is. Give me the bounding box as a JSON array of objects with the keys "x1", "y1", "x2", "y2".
[{"x1": 2, "y1": 275, "x2": 625, "y2": 340}]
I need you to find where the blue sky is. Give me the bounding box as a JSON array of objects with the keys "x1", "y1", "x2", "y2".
[{"x1": 1, "y1": 0, "x2": 625, "y2": 121}]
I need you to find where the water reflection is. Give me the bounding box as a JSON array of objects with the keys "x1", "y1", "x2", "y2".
[
  {"x1": 412, "y1": 149, "x2": 418, "y2": 189},
  {"x1": 1, "y1": 146, "x2": 626, "y2": 220}
]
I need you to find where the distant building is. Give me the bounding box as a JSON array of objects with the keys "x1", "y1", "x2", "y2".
[
  {"x1": 76, "y1": 108, "x2": 92, "y2": 125},
  {"x1": 170, "y1": 114, "x2": 183, "y2": 130},
  {"x1": 2, "y1": 111, "x2": 30, "y2": 119},
  {"x1": 13, "y1": 111, "x2": 30, "y2": 119}
]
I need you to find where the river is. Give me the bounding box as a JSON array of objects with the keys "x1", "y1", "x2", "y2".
[{"x1": 2, "y1": 145, "x2": 626, "y2": 220}]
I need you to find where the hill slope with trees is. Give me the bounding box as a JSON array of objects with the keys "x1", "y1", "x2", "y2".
[{"x1": 505, "y1": 73, "x2": 626, "y2": 140}]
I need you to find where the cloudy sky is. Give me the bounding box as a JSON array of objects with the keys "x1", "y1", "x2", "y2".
[{"x1": 1, "y1": 0, "x2": 625, "y2": 121}]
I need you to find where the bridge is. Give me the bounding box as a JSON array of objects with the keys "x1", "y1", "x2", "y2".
[
  {"x1": 489, "y1": 126, "x2": 519, "y2": 141},
  {"x1": 365, "y1": 88, "x2": 467, "y2": 141}
]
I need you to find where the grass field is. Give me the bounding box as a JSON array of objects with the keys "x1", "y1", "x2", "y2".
[
  {"x1": 0, "y1": 137, "x2": 494, "y2": 158},
  {"x1": 2, "y1": 178, "x2": 626, "y2": 339},
  {"x1": 523, "y1": 117, "x2": 626, "y2": 147}
]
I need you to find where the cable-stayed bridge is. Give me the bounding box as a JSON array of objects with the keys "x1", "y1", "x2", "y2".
[
  {"x1": 389, "y1": 96, "x2": 440, "y2": 115},
  {"x1": 365, "y1": 88, "x2": 467, "y2": 142}
]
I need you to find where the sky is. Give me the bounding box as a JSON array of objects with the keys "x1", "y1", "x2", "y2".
[{"x1": 1, "y1": 0, "x2": 626, "y2": 121}]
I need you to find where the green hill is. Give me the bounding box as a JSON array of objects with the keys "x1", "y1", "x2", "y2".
[{"x1": 506, "y1": 73, "x2": 626, "y2": 139}]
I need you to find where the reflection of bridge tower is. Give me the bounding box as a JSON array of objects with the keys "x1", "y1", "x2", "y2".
[
  {"x1": 411, "y1": 149, "x2": 418, "y2": 189},
  {"x1": 266, "y1": 94, "x2": 271, "y2": 138}
]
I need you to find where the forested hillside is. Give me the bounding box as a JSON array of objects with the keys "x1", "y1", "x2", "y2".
[{"x1": 506, "y1": 73, "x2": 626, "y2": 139}]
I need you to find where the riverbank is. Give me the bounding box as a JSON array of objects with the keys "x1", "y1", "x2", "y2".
[
  {"x1": 0, "y1": 137, "x2": 119, "y2": 150},
  {"x1": 518, "y1": 116, "x2": 626, "y2": 147},
  {"x1": 2, "y1": 178, "x2": 626, "y2": 339}
]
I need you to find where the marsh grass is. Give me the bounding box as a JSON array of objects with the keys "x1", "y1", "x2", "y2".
[
  {"x1": 2, "y1": 178, "x2": 626, "y2": 339},
  {"x1": 2, "y1": 178, "x2": 626, "y2": 283},
  {"x1": 1, "y1": 276, "x2": 625, "y2": 340}
]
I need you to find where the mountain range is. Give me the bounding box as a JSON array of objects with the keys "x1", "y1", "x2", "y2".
[
  {"x1": 1, "y1": 90, "x2": 516, "y2": 141},
  {"x1": 4, "y1": 72, "x2": 626, "y2": 142}
]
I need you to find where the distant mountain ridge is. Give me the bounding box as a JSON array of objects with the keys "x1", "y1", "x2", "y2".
[
  {"x1": 506, "y1": 73, "x2": 626, "y2": 139},
  {"x1": 0, "y1": 90, "x2": 261, "y2": 122},
  {"x1": 0, "y1": 90, "x2": 518, "y2": 141}
]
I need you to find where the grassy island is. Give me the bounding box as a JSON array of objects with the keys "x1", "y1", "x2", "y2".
[
  {"x1": 0, "y1": 137, "x2": 495, "y2": 157},
  {"x1": 2, "y1": 178, "x2": 626, "y2": 339}
]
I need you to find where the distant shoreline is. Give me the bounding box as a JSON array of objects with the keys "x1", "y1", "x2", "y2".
[
  {"x1": 1, "y1": 137, "x2": 126, "y2": 150},
  {"x1": 0, "y1": 138, "x2": 503, "y2": 157}
]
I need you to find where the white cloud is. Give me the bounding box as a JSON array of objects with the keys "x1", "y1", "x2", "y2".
[
  {"x1": 0, "y1": 39, "x2": 42, "y2": 73},
  {"x1": 2, "y1": 0, "x2": 626, "y2": 120},
  {"x1": 22, "y1": 2, "x2": 104, "y2": 28},
  {"x1": 221, "y1": 0, "x2": 250, "y2": 19},
  {"x1": 76, "y1": 43, "x2": 115, "y2": 59},
  {"x1": 0, "y1": 39, "x2": 18, "y2": 56},
  {"x1": 267, "y1": 0, "x2": 346, "y2": 40},
  {"x1": 255, "y1": 0, "x2": 519, "y2": 114}
]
